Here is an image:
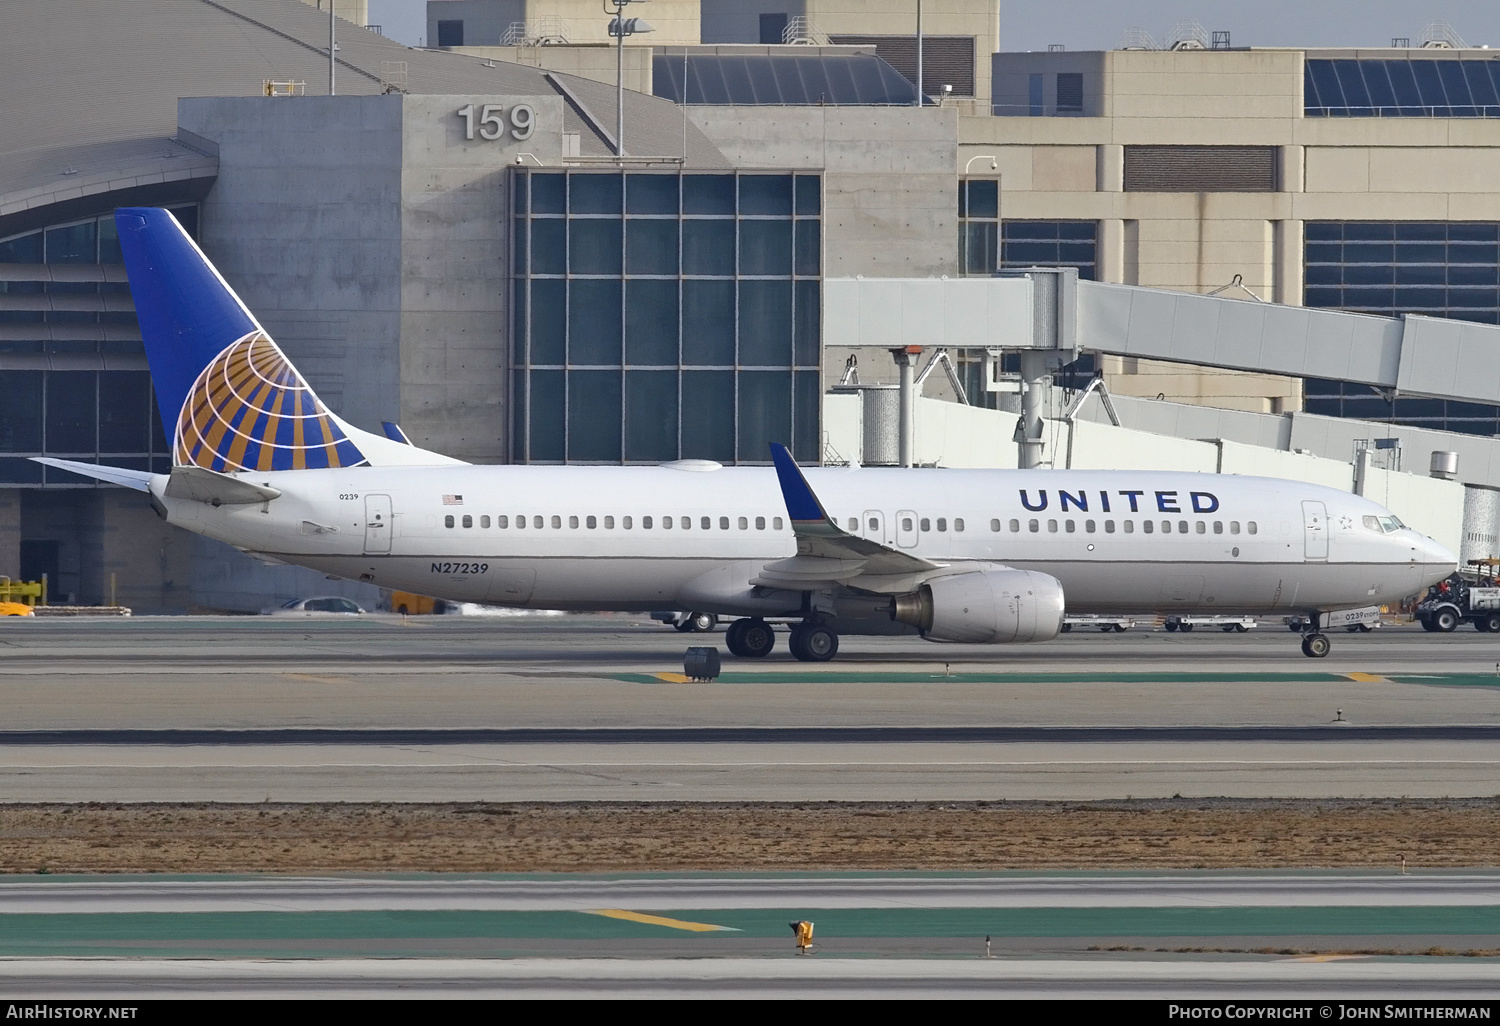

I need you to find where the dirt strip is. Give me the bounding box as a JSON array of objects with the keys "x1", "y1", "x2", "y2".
[{"x1": 0, "y1": 799, "x2": 1497, "y2": 874}]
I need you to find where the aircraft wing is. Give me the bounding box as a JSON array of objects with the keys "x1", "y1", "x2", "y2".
[{"x1": 759, "y1": 444, "x2": 942, "y2": 591}]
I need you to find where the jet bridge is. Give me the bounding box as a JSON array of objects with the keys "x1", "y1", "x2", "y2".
[{"x1": 824, "y1": 270, "x2": 1500, "y2": 467}]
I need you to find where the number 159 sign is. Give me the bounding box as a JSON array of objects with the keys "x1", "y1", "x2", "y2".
[{"x1": 456, "y1": 103, "x2": 535, "y2": 141}]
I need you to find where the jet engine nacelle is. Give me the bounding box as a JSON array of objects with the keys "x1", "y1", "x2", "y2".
[{"x1": 891, "y1": 568, "x2": 1066, "y2": 644}]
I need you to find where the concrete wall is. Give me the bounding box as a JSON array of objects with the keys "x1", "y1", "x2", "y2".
[
  {"x1": 430, "y1": 0, "x2": 701, "y2": 47},
  {"x1": 179, "y1": 96, "x2": 406, "y2": 441},
  {"x1": 78, "y1": 491, "x2": 195, "y2": 614},
  {"x1": 0, "y1": 490, "x2": 19, "y2": 582},
  {"x1": 1360, "y1": 465, "x2": 1465, "y2": 556},
  {"x1": 189, "y1": 535, "x2": 381, "y2": 614}
]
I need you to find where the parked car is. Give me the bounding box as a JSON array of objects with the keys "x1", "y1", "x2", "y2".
[{"x1": 262, "y1": 597, "x2": 365, "y2": 615}]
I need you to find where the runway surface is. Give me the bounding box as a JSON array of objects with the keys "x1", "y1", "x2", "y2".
[
  {"x1": 2, "y1": 615, "x2": 1500, "y2": 799},
  {"x1": 0, "y1": 873, "x2": 1497, "y2": 997}
]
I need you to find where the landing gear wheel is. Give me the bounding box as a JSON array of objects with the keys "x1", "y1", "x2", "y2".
[
  {"x1": 788, "y1": 622, "x2": 838, "y2": 662},
  {"x1": 1301, "y1": 633, "x2": 1331, "y2": 658},
  {"x1": 728, "y1": 618, "x2": 775, "y2": 658},
  {"x1": 675, "y1": 611, "x2": 716, "y2": 633},
  {"x1": 1434, "y1": 608, "x2": 1460, "y2": 633}
]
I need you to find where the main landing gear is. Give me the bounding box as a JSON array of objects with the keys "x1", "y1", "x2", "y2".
[
  {"x1": 1300, "y1": 632, "x2": 1331, "y2": 658},
  {"x1": 724, "y1": 618, "x2": 839, "y2": 662}
]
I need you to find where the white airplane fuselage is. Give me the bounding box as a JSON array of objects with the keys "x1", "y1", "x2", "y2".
[{"x1": 152, "y1": 462, "x2": 1455, "y2": 629}]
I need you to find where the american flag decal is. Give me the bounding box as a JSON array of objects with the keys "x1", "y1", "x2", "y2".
[{"x1": 443, "y1": 495, "x2": 464, "y2": 505}]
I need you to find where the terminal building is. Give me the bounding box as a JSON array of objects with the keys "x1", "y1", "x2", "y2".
[{"x1": 3, "y1": 0, "x2": 1500, "y2": 611}]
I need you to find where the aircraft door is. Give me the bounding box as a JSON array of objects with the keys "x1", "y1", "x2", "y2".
[
  {"x1": 1302, "y1": 500, "x2": 1328, "y2": 561},
  {"x1": 895, "y1": 509, "x2": 918, "y2": 548},
  {"x1": 862, "y1": 509, "x2": 887, "y2": 545},
  {"x1": 364, "y1": 494, "x2": 392, "y2": 554}
]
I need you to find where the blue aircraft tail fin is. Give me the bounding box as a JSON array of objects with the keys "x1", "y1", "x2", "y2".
[{"x1": 115, "y1": 207, "x2": 367, "y2": 472}]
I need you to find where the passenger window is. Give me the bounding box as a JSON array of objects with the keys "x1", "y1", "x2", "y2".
[
  {"x1": 551, "y1": 515, "x2": 562, "y2": 529},
  {"x1": 1178, "y1": 521, "x2": 1187, "y2": 533},
  {"x1": 1104, "y1": 520, "x2": 1115, "y2": 534},
  {"x1": 1230, "y1": 521, "x2": 1240, "y2": 534},
  {"x1": 990, "y1": 519, "x2": 1001, "y2": 532},
  {"x1": 720, "y1": 516, "x2": 729, "y2": 530},
  {"x1": 756, "y1": 516, "x2": 766, "y2": 530},
  {"x1": 516, "y1": 515, "x2": 526, "y2": 529},
  {"x1": 848, "y1": 518, "x2": 857, "y2": 531},
  {"x1": 1143, "y1": 520, "x2": 1154, "y2": 534},
  {"x1": 682, "y1": 516, "x2": 691, "y2": 529},
  {"x1": 1028, "y1": 519, "x2": 1039, "y2": 532},
  {"x1": 955, "y1": 518, "x2": 964, "y2": 532},
  {"x1": 663, "y1": 516, "x2": 673, "y2": 529},
  {"x1": 920, "y1": 518, "x2": 931, "y2": 532},
  {"x1": 444, "y1": 515, "x2": 454, "y2": 528},
  {"x1": 586, "y1": 515, "x2": 597, "y2": 529},
  {"x1": 937, "y1": 518, "x2": 947, "y2": 532},
  {"x1": 739, "y1": 517, "x2": 748, "y2": 530},
  {"x1": 1065, "y1": 520, "x2": 1075, "y2": 533},
  {"x1": 1195, "y1": 521, "x2": 1205, "y2": 534},
  {"x1": 702, "y1": 517, "x2": 711, "y2": 530},
  {"x1": 1047, "y1": 519, "x2": 1058, "y2": 533},
  {"x1": 498, "y1": 515, "x2": 509, "y2": 528},
  {"x1": 1123, "y1": 520, "x2": 1134, "y2": 533},
  {"x1": 902, "y1": 517, "x2": 914, "y2": 531},
  {"x1": 643, "y1": 516, "x2": 653, "y2": 529},
  {"x1": 480, "y1": 515, "x2": 490, "y2": 528},
  {"x1": 462, "y1": 515, "x2": 472, "y2": 528},
  {"x1": 1085, "y1": 520, "x2": 1095, "y2": 533},
  {"x1": 1010, "y1": 519, "x2": 1020, "y2": 533},
  {"x1": 1213, "y1": 521, "x2": 1223, "y2": 534},
  {"x1": 569, "y1": 516, "x2": 579, "y2": 529},
  {"x1": 867, "y1": 517, "x2": 878, "y2": 531},
  {"x1": 534, "y1": 515, "x2": 544, "y2": 529},
  {"x1": 1248, "y1": 521, "x2": 1258, "y2": 535},
  {"x1": 774, "y1": 517, "x2": 784, "y2": 530}
]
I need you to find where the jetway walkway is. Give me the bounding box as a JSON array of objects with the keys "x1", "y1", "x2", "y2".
[{"x1": 824, "y1": 272, "x2": 1500, "y2": 408}]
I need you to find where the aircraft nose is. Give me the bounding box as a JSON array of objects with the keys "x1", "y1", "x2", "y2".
[{"x1": 1412, "y1": 532, "x2": 1458, "y2": 587}]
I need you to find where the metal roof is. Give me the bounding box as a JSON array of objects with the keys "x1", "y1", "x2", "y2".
[{"x1": 0, "y1": 0, "x2": 729, "y2": 235}]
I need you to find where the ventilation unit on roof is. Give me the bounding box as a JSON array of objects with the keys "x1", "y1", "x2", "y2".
[
  {"x1": 1421, "y1": 20, "x2": 1467, "y2": 48},
  {"x1": 1166, "y1": 19, "x2": 1209, "y2": 50},
  {"x1": 1116, "y1": 27, "x2": 1160, "y2": 51}
]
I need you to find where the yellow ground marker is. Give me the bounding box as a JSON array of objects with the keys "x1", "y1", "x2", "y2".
[
  {"x1": 651, "y1": 672, "x2": 693, "y2": 683},
  {"x1": 1344, "y1": 672, "x2": 1389, "y2": 683},
  {"x1": 583, "y1": 909, "x2": 739, "y2": 932},
  {"x1": 1283, "y1": 954, "x2": 1370, "y2": 963}
]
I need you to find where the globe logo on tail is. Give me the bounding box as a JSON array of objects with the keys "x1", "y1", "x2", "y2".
[{"x1": 175, "y1": 332, "x2": 366, "y2": 472}]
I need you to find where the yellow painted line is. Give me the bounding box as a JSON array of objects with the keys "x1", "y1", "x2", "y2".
[
  {"x1": 583, "y1": 909, "x2": 739, "y2": 932},
  {"x1": 1344, "y1": 672, "x2": 1389, "y2": 683},
  {"x1": 651, "y1": 672, "x2": 694, "y2": 683},
  {"x1": 1283, "y1": 955, "x2": 1370, "y2": 963}
]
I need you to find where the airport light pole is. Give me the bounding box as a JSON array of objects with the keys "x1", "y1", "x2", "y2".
[{"x1": 606, "y1": 0, "x2": 653, "y2": 158}]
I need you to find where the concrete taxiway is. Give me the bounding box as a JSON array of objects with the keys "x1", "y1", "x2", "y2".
[
  {"x1": 0, "y1": 873, "x2": 1497, "y2": 997},
  {"x1": 1, "y1": 615, "x2": 1500, "y2": 800}
]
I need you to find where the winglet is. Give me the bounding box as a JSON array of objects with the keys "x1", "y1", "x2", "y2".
[{"x1": 770, "y1": 443, "x2": 830, "y2": 525}]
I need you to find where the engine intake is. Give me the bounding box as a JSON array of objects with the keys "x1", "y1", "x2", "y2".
[{"x1": 891, "y1": 568, "x2": 1066, "y2": 644}]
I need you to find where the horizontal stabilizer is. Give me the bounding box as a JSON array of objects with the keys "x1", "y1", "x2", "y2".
[
  {"x1": 382, "y1": 421, "x2": 412, "y2": 445},
  {"x1": 164, "y1": 466, "x2": 281, "y2": 506},
  {"x1": 30, "y1": 458, "x2": 157, "y2": 492}
]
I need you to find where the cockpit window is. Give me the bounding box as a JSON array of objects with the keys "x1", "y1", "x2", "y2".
[
  {"x1": 1378, "y1": 516, "x2": 1404, "y2": 532},
  {"x1": 1363, "y1": 516, "x2": 1382, "y2": 532}
]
